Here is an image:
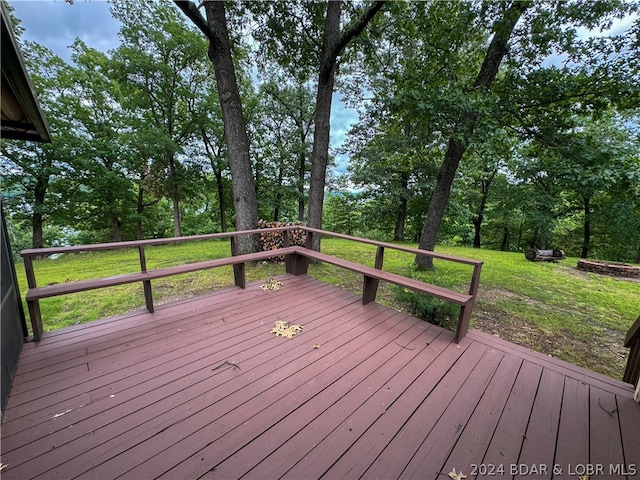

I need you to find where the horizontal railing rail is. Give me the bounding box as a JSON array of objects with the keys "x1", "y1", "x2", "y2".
[{"x1": 21, "y1": 227, "x2": 482, "y2": 343}]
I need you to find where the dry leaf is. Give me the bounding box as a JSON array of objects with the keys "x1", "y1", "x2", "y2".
[
  {"x1": 261, "y1": 278, "x2": 283, "y2": 290},
  {"x1": 312, "y1": 344, "x2": 320, "y2": 349},
  {"x1": 448, "y1": 469, "x2": 467, "y2": 480},
  {"x1": 270, "y1": 320, "x2": 303, "y2": 339}
]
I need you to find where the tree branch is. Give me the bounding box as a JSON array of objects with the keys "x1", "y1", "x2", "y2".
[
  {"x1": 174, "y1": 1, "x2": 216, "y2": 44},
  {"x1": 334, "y1": 1, "x2": 387, "y2": 60}
]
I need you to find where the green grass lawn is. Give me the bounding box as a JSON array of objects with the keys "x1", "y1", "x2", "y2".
[{"x1": 15, "y1": 238, "x2": 639, "y2": 380}]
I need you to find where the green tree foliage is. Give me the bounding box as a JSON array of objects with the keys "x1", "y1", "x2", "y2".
[
  {"x1": 254, "y1": 79, "x2": 315, "y2": 222},
  {"x1": 343, "y1": 0, "x2": 639, "y2": 264},
  {"x1": 112, "y1": 0, "x2": 215, "y2": 237},
  {"x1": 1, "y1": 41, "x2": 74, "y2": 249},
  {"x1": 3, "y1": 0, "x2": 639, "y2": 267}
]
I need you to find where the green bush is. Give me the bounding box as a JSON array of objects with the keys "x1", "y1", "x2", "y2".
[{"x1": 393, "y1": 286, "x2": 460, "y2": 331}]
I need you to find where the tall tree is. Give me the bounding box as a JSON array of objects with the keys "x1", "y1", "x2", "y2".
[
  {"x1": 175, "y1": 0, "x2": 259, "y2": 253},
  {"x1": 306, "y1": 1, "x2": 386, "y2": 249},
  {"x1": 64, "y1": 40, "x2": 139, "y2": 242},
  {"x1": 246, "y1": 1, "x2": 386, "y2": 248},
  {"x1": 415, "y1": 1, "x2": 530, "y2": 269},
  {"x1": 111, "y1": 0, "x2": 214, "y2": 238}
]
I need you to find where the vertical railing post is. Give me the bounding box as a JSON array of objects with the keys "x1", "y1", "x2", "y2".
[
  {"x1": 375, "y1": 246, "x2": 385, "y2": 270},
  {"x1": 138, "y1": 245, "x2": 154, "y2": 313},
  {"x1": 363, "y1": 246, "x2": 385, "y2": 304},
  {"x1": 230, "y1": 236, "x2": 245, "y2": 288},
  {"x1": 454, "y1": 262, "x2": 484, "y2": 343},
  {"x1": 23, "y1": 255, "x2": 43, "y2": 342},
  {"x1": 304, "y1": 230, "x2": 313, "y2": 250}
]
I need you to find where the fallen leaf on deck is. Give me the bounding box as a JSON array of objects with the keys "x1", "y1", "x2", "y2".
[
  {"x1": 313, "y1": 344, "x2": 320, "y2": 349},
  {"x1": 261, "y1": 278, "x2": 283, "y2": 290},
  {"x1": 448, "y1": 469, "x2": 466, "y2": 480},
  {"x1": 270, "y1": 320, "x2": 302, "y2": 338}
]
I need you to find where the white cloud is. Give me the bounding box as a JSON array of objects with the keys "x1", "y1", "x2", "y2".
[{"x1": 10, "y1": 0, "x2": 121, "y2": 62}]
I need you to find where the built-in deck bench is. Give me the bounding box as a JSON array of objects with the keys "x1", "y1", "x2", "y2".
[
  {"x1": 25, "y1": 247, "x2": 299, "y2": 302},
  {"x1": 21, "y1": 227, "x2": 482, "y2": 344},
  {"x1": 289, "y1": 247, "x2": 475, "y2": 342},
  {"x1": 23, "y1": 245, "x2": 299, "y2": 342}
]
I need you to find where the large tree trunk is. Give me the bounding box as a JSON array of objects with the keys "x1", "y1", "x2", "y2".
[
  {"x1": 202, "y1": 1, "x2": 259, "y2": 253},
  {"x1": 581, "y1": 195, "x2": 591, "y2": 258},
  {"x1": 415, "y1": 1, "x2": 529, "y2": 269},
  {"x1": 307, "y1": 1, "x2": 386, "y2": 250},
  {"x1": 307, "y1": 1, "x2": 341, "y2": 251}
]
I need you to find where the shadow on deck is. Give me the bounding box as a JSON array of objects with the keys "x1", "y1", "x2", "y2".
[{"x1": 1, "y1": 275, "x2": 637, "y2": 479}]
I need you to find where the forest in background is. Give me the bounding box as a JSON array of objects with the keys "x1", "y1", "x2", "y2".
[{"x1": 2, "y1": 0, "x2": 639, "y2": 263}]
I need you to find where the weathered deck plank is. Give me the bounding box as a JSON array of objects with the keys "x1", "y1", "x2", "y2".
[{"x1": 1, "y1": 274, "x2": 636, "y2": 480}]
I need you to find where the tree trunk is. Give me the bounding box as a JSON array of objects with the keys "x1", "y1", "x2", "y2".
[
  {"x1": 171, "y1": 194, "x2": 181, "y2": 238},
  {"x1": 394, "y1": 171, "x2": 409, "y2": 241},
  {"x1": 203, "y1": 1, "x2": 259, "y2": 253},
  {"x1": 415, "y1": 1, "x2": 529, "y2": 269},
  {"x1": 273, "y1": 163, "x2": 284, "y2": 222},
  {"x1": 297, "y1": 150, "x2": 306, "y2": 222},
  {"x1": 472, "y1": 216, "x2": 483, "y2": 249},
  {"x1": 472, "y1": 168, "x2": 496, "y2": 248},
  {"x1": 109, "y1": 211, "x2": 123, "y2": 242},
  {"x1": 581, "y1": 195, "x2": 591, "y2": 258},
  {"x1": 500, "y1": 226, "x2": 509, "y2": 251},
  {"x1": 167, "y1": 154, "x2": 181, "y2": 237},
  {"x1": 307, "y1": 1, "x2": 386, "y2": 250},
  {"x1": 307, "y1": 1, "x2": 341, "y2": 251},
  {"x1": 136, "y1": 184, "x2": 144, "y2": 240},
  {"x1": 201, "y1": 128, "x2": 228, "y2": 233},
  {"x1": 31, "y1": 176, "x2": 47, "y2": 250}
]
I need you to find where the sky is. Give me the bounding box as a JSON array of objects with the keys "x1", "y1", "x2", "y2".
[{"x1": 8, "y1": 0, "x2": 357, "y2": 173}]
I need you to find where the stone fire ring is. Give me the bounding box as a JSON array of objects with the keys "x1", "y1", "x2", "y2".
[{"x1": 576, "y1": 259, "x2": 640, "y2": 278}]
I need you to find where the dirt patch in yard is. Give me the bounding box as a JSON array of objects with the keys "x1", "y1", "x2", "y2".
[{"x1": 471, "y1": 288, "x2": 628, "y2": 380}]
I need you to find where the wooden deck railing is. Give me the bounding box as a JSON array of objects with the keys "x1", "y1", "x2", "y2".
[
  {"x1": 21, "y1": 227, "x2": 482, "y2": 343},
  {"x1": 623, "y1": 315, "x2": 640, "y2": 386}
]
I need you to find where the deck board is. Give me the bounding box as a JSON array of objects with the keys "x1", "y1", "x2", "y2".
[
  {"x1": 1, "y1": 274, "x2": 636, "y2": 480},
  {"x1": 553, "y1": 376, "x2": 590, "y2": 475}
]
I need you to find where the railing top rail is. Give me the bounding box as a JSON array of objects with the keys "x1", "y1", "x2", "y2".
[
  {"x1": 301, "y1": 227, "x2": 484, "y2": 266},
  {"x1": 20, "y1": 226, "x2": 482, "y2": 267},
  {"x1": 20, "y1": 227, "x2": 279, "y2": 258}
]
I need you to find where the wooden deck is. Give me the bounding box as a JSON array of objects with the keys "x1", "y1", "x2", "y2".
[{"x1": 1, "y1": 274, "x2": 637, "y2": 479}]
